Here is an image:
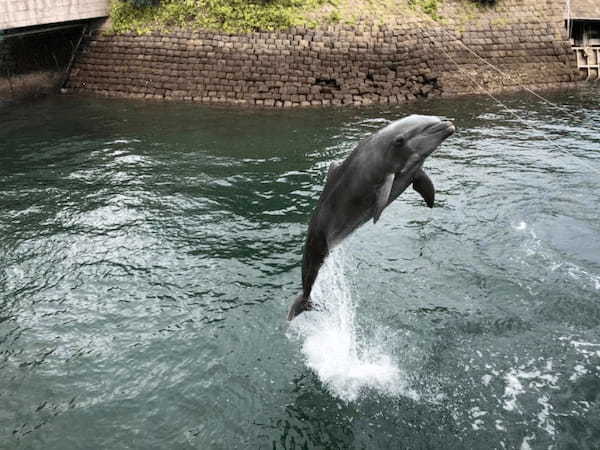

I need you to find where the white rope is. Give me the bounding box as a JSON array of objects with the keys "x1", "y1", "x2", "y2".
[
  {"x1": 431, "y1": 27, "x2": 582, "y2": 121},
  {"x1": 427, "y1": 31, "x2": 600, "y2": 175}
]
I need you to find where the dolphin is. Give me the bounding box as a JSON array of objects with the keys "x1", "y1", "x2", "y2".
[{"x1": 287, "y1": 115, "x2": 455, "y2": 320}]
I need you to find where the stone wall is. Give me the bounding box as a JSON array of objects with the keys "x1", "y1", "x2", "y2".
[{"x1": 65, "y1": 0, "x2": 583, "y2": 107}]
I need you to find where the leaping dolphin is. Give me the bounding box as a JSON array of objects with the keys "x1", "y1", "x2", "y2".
[{"x1": 288, "y1": 115, "x2": 455, "y2": 320}]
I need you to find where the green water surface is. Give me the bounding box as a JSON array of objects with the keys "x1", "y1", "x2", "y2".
[{"x1": 1, "y1": 88, "x2": 599, "y2": 449}]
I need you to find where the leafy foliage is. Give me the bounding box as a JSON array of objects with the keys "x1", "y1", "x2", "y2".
[
  {"x1": 407, "y1": 0, "x2": 441, "y2": 21},
  {"x1": 110, "y1": 0, "x2": 327, "y2": 34}
]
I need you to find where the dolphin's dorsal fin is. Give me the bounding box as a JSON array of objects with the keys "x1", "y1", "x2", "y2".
[
  {"x1": 412, "y1": 169, "x2": 435, "y2": 208},
  {"x1": 327, "y1": 161, "x2": 341, "y2": 181},
  {"x1": 373, "y1": 173, "x2": 395, "y2": 224}
]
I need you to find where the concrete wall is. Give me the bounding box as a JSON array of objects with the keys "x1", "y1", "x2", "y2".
[
  {"x1": 0, "y1": 0, "x2": 109, "y2": 30},
  {"x1": 64, "y1": 0, "x2": 583, "y2": 107}
]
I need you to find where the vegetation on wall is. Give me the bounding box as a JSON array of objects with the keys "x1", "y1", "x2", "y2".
[
  {"x1": 110, "y1": 0, "x2": 436, "y2": 33},
  {"x1": 407, "y1": 0, "x2": 441, "y2": 21},
  {"x1": 111, "y1": 0, "x2": 331, "y2": 33},
  {"x1": 110, "y1": 0, "x2": 498, "y2": 34}
]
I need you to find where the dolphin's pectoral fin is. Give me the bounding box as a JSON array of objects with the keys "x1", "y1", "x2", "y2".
[
  {"x1": 373, "y1": 173, "x2": 395, "y2": 224},
  {"x1": 412, "y1": 169, "x2": 435, "y2": 208}
]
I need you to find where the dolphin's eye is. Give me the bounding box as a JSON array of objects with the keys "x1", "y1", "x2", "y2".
[{"x1": 393, "y1": 135, "x2": 405, "y2": 147}]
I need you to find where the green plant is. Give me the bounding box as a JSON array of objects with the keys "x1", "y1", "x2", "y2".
[
  {"x1": 328, "y1": 10, "x2": 341, "y2": 23},
  {"x1": 408, "y1": 0, "x2": 441, "y2": 21},
  {"x1": 110, "y1": 0, "x2": 330, "y2": 33},
  {"x1": 110, "y1": 1, "x2": 158, "y2": 33}
]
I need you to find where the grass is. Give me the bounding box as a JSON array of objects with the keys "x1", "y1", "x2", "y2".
[
  {"x1": 408, "y1": 0, "x2": 441, "y2": 21},
  {"x1": 109, "y1": 0, "x2": 497, "y2": 34},
  {"x1": 110, "y1": 0, "x2": 423, "y2": 33},
  {"x1": 110, "y1": 0, "x2": 328, "y2": 34}
]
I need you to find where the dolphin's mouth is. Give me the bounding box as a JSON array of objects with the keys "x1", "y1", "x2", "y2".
[
  {"x1": 417, "y1": 120, "x2": 455, "y2": 157},
  {"x1": 442, "y1": 120, "x2": 455, "y2": 135},
  {"x1": 428, "y1": 120, "x2": 455, "y2": 138}
]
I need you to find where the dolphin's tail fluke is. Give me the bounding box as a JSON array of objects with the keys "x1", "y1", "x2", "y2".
[{"x1": 287, "y1": 294, "x2": 313, "y2": 321}]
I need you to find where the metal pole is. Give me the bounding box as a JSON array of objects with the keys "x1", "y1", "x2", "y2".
[{"x1": 61, "y1": 23, "x2": 88, "y2": 90}]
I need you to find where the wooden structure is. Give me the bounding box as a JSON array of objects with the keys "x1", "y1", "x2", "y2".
[{"x1": 567, "y1": 0, "x2": 600, "y2": 79}]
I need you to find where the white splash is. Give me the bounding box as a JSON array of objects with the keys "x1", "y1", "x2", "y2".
[
  {"x1": 513, "y1": 221, "x2": 528, "y2": 231},
  {"x1": 481, "y1": 374, "x2": 493, "y2": 386},
  {"x1": 468, "y1": 406, "x2": 488, "y2": 430},
  {"x1": 105, "y1": 138, "x2": 141, "y2": 144},
  {"x1": 287, "y1": 247, "x2": 417, "y2": 403},
  {"x1": 520, "y1": 434, "x2": 535, "y2": 450},
  {"x1": 537, "y1": 395, "x2": 556, "y2": 437},
  {"x1": 502, "y1": 371, "x2": 525, "y2": 412}
]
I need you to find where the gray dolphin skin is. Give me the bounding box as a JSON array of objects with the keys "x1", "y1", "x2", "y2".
[{"x1": 288, "y1": 114, "x2": 455, "y2": 321}]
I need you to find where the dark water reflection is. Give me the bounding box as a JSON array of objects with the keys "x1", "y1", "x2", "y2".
[{"x1": 1, "y1": 87, "x2": 599, "y2": 449}]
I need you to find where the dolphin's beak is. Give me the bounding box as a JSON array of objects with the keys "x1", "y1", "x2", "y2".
[
  {"x1": 426, "y1": 120, "x2": 455, "y2": 138},
  {"x1": 442, "y1": 120, "x2": 455, "y2": 136}
]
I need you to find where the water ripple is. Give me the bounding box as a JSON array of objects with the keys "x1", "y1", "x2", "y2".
[{"x1": 1, "y1": 89, "x2": 600, "y2": 448}]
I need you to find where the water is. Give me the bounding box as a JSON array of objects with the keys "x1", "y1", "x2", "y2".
[{"x1": 1, "y1": 87, "x2": 599, "y2": 449}]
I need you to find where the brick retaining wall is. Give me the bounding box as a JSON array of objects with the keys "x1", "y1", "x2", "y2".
[{"x1": 65, "y1": 0, "x2": 583, "y2": 106}]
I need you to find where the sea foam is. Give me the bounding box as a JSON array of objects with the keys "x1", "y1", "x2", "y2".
[{"x1": 287, "y1": 247, "x2": 418, "y2": 402}]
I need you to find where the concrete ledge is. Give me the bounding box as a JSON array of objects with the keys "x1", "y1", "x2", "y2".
[{"x1": 0, "y1": 0, "x2": 109, "y2": 30}]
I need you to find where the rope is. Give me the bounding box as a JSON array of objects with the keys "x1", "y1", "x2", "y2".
[
  {"x1": 429, "y1": 26, "x2": 582, "y2": 121},
  {"x1": 425, "y1": 29, "x2": 600, "y2": 175},
  {"x1": 453, "y1": 39, "x2": 580, "y2": 121}
]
